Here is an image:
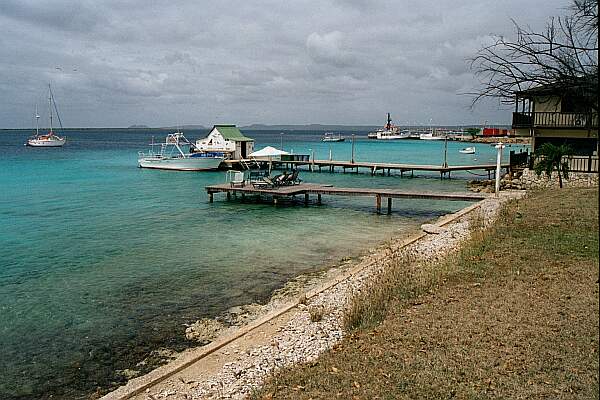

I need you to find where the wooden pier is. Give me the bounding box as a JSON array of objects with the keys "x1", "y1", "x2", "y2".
[
  {"x1": 205, "y1": 183, "x2": 488, "y2": 214},
  {"x1": 221, "y1": 159, "x2": 509, "y2": 179}
]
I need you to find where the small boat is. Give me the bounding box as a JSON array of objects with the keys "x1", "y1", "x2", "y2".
[
  {"x1": 26, "y1": 85, "x2": 66, "y2": 147},
  {"x1": 321, "y1": 132, "x2": 345, "y2": 142},
  {"x1": 459, "y1": 146, "x2": 476, "y2": 154},
  {"x1": 419, "y1": 132, "x2": 445, "y2": 141},
  {"x1": 138, "y1": 132, "x2": 224, "y2": 171}
]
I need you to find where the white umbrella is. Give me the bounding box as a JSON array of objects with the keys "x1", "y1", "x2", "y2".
[
  {"x1": 248, "y1": 146, "x2": 289, "y2": 174},
  {"x1": 248, "y1": 146, "x2": 289, "y2": 158}
]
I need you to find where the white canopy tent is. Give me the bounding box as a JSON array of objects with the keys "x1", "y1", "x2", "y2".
[
  {"x1": 247, "y1": 146, "x2": 289, "y2": 158},
  {"x1": 247, "y1": 146, "x2": 289, "y2": 173}
]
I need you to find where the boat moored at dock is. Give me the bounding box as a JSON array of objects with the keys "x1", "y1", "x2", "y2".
[
  {"x1": 138, "y1": 132, "x2": 224, "y2": 171},
  {"x1": 368, "y1": 113, "x2": 410, "y2": 139},
  {"x1": 419, "y1": 132, "x2": 445, "y2": 140}
]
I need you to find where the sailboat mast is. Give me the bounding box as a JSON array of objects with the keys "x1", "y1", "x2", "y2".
[
  {"x1": 48, "y1": 84, "x2": 53, "y2": 134},
  {"x1": 35, "y1": 104, "x2": 40, "y2": 136}
]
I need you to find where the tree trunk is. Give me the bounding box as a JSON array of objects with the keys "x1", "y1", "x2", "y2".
[{"x1": 558, "y1": 163, "x2": 563, "y2": 188}]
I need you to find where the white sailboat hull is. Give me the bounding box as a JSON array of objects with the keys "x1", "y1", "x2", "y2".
[
  {"x1": 26, "y1": 137, "x2": 66, "y2": 147},
  {"x1": 138, "y1": 156, "x2": 223, "y2": 171}
]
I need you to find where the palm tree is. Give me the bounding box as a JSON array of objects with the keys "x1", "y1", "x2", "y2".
[{"x1": 533, "y1": 143, "x2": 574, "y2": 188}]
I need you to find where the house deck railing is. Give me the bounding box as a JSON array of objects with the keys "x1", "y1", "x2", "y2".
[
  {"x1": 530, "y1": 155, "x2": 599, "y2": 173},
  {"x1": 513, "y1": 111, "x2": 598, "y2": 129}
]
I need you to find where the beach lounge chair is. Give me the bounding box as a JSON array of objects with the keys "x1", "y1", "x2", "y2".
[
  {"x1": 289, "y1": 170, "x2": 301, "y2": 185},
  {"x1": 270, "y1": 173, "x2": 287, "y2": 186},
  {"x1": 252, "y1": 176, "x2": 276, "y2": 189},
  {"x1": 280, "y1": 170, "x2": 300, "y2": 185},
  {"x1": 248, "y1": 170, "x2": 267, "y2": 184}
]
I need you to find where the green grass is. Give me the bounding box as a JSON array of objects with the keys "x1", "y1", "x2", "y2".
[{"x1": 254, "y1": 188, "x2": 599, "y2": 399}]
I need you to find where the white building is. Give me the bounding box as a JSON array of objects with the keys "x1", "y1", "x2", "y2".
[{"x1": 195, "y1": 125, "x2": 255, "y2": 159}]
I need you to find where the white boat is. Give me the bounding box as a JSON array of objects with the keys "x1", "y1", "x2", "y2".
[
  {"x1": 459, "y1": 146, "x2": 476, "y2": 154},
  {"x1": 138, "y1": 132, "x2": 224, "y2": 171},
  {"x1": 377, "y1": 129, "x2": 411, "y2": 140},
  {"x1": 26, "y1": 85, "x2": 66, "y2": 147},
  {"x1": 419, "y1": 132, "x2": 445, "y2": 141},
  {"x1": 321, "y1": 132, "x2": 345, "y2": 142},
  {"x1": 369, "y1": 113, "x2": 411, "y2": 140}
]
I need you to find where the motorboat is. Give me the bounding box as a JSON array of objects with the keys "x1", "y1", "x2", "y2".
[
  {"x1": 368, "y1": 113, "x2": 410, "y2": 140},
  {"x1": 26, "y1": 85, "x2": 66, "y2": 147},
  {"x1": 321, "y1": 132, "x2": 345, "y2": 142},
  {"x1": 376, "y1": 129, "x2": 411, "y2": 140},
  {"x1": 138, "y1": 132, "x2": 224, "y2": 171},
  {"x1": 459, "y1": 146, "x2": 476, "y2": 154}
]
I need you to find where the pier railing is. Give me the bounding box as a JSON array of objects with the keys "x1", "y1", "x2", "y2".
[{"x1": 530, "y1": 155, "x2": 599, "y2": 173}]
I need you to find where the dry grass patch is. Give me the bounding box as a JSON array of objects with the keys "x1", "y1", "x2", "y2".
[{"x1": 254, "y1": 188, "x2": 599, "y2": 399}]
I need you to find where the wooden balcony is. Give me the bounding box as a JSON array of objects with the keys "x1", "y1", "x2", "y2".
[{"x1": 512, "y1": 112, "x2": 598, "y2": 129}]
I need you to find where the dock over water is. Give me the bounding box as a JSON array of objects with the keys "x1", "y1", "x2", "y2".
[
  {"x1": 222, "y1": 159, "x2": 510, "y2": 179},
  {"x1": 205, "y1": 183, "x2": 488, "y2": 214}
]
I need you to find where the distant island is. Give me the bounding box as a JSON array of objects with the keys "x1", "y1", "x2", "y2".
[
  {"x1": 241, "y1": 124, "x2": 380, "y2": 131},
  {"x1": 128, "y1": 124, "x2": 150, "y2": 129}
]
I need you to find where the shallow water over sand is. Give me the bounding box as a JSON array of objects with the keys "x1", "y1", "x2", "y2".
[{"x1": 0, "y1": 129, "x2": 523, "y2": 398}]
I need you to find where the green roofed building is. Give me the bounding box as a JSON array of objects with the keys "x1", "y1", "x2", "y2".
[{"x1": 196, "y1": 124, "x2": 255, "y2": 159}]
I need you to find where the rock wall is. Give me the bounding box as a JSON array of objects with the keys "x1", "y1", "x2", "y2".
[{"x1": 515, "y1": 168, "x2": 598, "y2": 189}]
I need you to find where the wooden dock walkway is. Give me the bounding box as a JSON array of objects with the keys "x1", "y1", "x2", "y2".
[
  {"x1": 222, "y1": 159, "x2": 509, "y2": 179},
  {"x1": 205, "y1": 183, "x2": 487, "y2": 214}
]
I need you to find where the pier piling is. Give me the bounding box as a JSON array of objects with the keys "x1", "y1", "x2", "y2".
[{"x1": 205, "y1": 183, "x2": 488, "y2": 214}]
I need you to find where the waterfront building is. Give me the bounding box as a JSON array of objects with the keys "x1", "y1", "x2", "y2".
[
  {"x1": 512, "y1": 79, "x2": 598, "y2": 155},
  {"x1": 196, "y1": 124, "x2": 255, "y2": 159}
]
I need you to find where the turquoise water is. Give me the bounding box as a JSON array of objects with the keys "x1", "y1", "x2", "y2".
[{"x1": 0, "y1": 129, "x2": 527, "y2": 399}]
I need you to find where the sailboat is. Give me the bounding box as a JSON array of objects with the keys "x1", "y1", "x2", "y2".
[{"x1": 26, "y1": 85, "x2": 66, "y2": 147}]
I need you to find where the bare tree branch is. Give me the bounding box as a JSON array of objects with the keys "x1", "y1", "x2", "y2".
[{"x1": 469, "y1": 0, "x2": 598, "y2": 111}]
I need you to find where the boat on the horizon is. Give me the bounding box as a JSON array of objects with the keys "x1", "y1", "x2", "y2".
[
  {"x1": 26, "y1": 85, "x2": 66, "y2": 147},
  {"x1": 368, "y1": 113, "x2": 411, "y2": 140},
  {"x1": 459, "y1": 146, "x2": 476, "y2": 154},
  {"x1": 138, "y1": 132, "x2": 224, "y2": 171},
  {"x1": 321, "y1": 132, "x2": 345, "y2": 142}
]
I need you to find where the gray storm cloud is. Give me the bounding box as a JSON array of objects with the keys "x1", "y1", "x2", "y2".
[{"x1": 0, "y1": 0, "x2": 569, "y2": 128}]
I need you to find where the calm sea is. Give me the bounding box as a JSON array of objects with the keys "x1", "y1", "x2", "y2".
[{"x1": 0, "y1": 129, "x2": 526, "y2": 399}]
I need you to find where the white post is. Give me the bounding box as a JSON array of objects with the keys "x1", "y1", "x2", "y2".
[
  {"x1": 443, "y1": 134, "x2": 448, "y2": 168},
  {"x1": 329, "y1": 146, "x2": 332, "y2": 161},
  {"x1": 351, "y1": 134, "x2": 355, "y2": 163},
  {"x1": 495, "y1": 142, "x2": 505, "y2": 197}
]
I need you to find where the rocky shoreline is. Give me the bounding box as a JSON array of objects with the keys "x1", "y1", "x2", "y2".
[{"x1": 108, "y1": 191, "x2": 523, "y2": 400}]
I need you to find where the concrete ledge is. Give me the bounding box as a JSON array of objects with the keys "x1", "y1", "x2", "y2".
[{"x1": 102, "y1": 199, "x2": 486, "y2": 400}]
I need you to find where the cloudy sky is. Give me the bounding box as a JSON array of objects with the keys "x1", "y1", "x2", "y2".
[{"x1": 0, "y1": 0, "x2": 569, "y2": 128}]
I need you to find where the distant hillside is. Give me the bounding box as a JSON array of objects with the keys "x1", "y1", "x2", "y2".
[
  {"x1": 159, "y1": 124, "x2": 207, "y2": 130},
  {"x1": 241, "y1": 124, "x2": 379, "y2": 131}
]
